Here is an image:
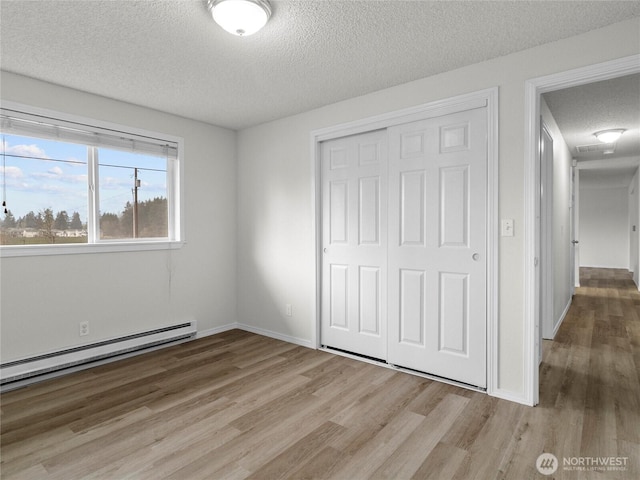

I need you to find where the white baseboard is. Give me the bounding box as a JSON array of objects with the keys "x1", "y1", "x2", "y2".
[
  {"x1": 580, "y1": 264, "x2": 629, "y2": 269},
  {"x1": 198, "y1": 322, "x2": 314, "y2": 349},
  {"x1": 552, "y1": 299, "x2": 572, "y2": 338},
  {"x1": 196, "y1": 323, "x2": 238, "y2": 339},
  {"x1": 236, "y1": 323, "x2": 314, "y2": 349},
  {"x1": 489, "y1": 387, "x2": 533, "y2": 406}
]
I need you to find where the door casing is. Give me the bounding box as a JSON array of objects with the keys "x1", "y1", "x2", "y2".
[
  {"x1": 540, "y1": 121, "x2": 554, "y2": 343},
  {"x1": 524, "y1": 54, "x2": 640, "y2": 407}
]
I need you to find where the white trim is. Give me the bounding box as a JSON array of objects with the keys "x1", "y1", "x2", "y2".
[
  {"x1": 580, "y1": 263, "x2": 632, "y2": 269},
  {"x1": 486, "y1": 87, "x2": 500, "y2": 399},
  {"x1": 312, "y1": 90, "x2": 489, "y2": 143},
  {"x1": 195, "y1": 323, "x2": 238, "y2": 339},
  {"x1": 201, "y1": 322, "x2": 315, "y2": 348},
  {"x1": 524, "y1": 76, "x2": 540, "y2": 406},
  {"x1": 540, "y1": 121, "x2": 555, "y2": 341},
  {"x1": 574, "y1": 167, "x2": 581, "y2": 288},
  {"x1": 88, "y1": 146, "x2": 98, "y2": 243},
  {"x1": 490, "y1": 387, "x2": 534, "y2": 405},
  {"x1": 310, "y1": 133, "x2": 322, "y2": 350},
  {"x1": 310, "y1": 87, "x2": 500, "y2": 397},
  {"x1": 0, "y1": 240, "x2": 185, "y2": 257},
  {"x1": 236, "y1": 323, "x2": 314, "y2": 349},
  {"x1": 552, "y1": 298, "x2": 572, "y2": 339},
  {"x1": 570, "y1": 161, "x2": 577, "y2": 291},
  {"x1": 524, "y1": 54, "x2": 640, "y2": 407}
]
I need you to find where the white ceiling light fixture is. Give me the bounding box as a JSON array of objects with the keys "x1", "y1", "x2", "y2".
[
  {"x1": 207, "y1": 0, "x2": 272, "y2": 36},
  {"x1": 594, "y1": 129, "x2": 626, "y2": 144}
]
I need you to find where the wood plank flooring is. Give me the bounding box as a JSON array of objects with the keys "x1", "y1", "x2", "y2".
[{"x1": 1, "y1": 267, "x2": 639, "y2": 479}]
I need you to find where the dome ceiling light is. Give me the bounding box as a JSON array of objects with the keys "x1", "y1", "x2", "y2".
[
  {"x1": 206, "y1": 0, "x2": 272, "y2": 36},
  {"x1": 594, "y1": 129, "x2": 626, "y2": 144}
]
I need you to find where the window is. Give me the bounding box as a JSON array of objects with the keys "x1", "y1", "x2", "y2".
[
  {"x1": 0, "y1": 104, "x2": 182, "y2": 256},
  {"x1": 97, "y1": 147, "x2": 168, "y2": 240}
]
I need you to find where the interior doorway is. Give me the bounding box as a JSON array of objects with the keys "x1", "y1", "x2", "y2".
[{"x1": 525, "y1": 54, "x2": 640, "y2": 406}]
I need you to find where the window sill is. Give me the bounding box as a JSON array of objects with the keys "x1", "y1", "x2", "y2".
[{"x1": 0, "y1": 240, "x2": 185, "y2": 258}]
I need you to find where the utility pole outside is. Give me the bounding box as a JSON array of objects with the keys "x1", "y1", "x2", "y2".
[{"x1": 133, "y1": 168, "x2": 140, "y2": 238}]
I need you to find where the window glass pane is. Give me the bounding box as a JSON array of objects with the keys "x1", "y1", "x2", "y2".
[
  {"x1": 97, "y1": 148, "x2": 168, "y2": 239},
  {"x1": 1, "y1": 134, "x2": 88, "y2": 245}
]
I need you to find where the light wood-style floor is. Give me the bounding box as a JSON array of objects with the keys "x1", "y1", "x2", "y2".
[{"x1": 1, "y1": 267, "x2": 638, "y2": 479}]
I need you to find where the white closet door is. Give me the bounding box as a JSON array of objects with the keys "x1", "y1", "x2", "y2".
[
  {"x1": 387, "y1": 107, "x2": 488, "y2": 387},
  {"x1": 321, "y1": 130, "x2": 388, "y2": 360}
]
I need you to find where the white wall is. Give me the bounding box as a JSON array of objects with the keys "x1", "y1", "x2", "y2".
[
  {"x1": 237, "y1": 18, "x2": 640, "y2": 401},
  {"x1": 540, "y1": 98, "x2": 573, "y2": 335},
  {"x1": 580, "y1": 184, "x2": 630, "y2": 268},
  {"x1": 629, "y1": 170, "x2": 639, "y2": 285},
  {"x1": 0, "y1": 72, "x2": 238, "y2": 362}
]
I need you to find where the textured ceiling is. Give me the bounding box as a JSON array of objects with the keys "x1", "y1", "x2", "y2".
[
  {"x1": 543, "y1": 74, "x2": 640, "y2": 164},
  {"x1": 1, "y1": 0, "x2": 639, "y2": 130}
]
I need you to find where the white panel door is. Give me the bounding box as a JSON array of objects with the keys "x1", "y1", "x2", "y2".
[
  {"x1": 387, "y1": 107, "x2": 487, "y2": 387},
  {"x1": 321, "y1": 130, "x2": 387, "y2": 360}
]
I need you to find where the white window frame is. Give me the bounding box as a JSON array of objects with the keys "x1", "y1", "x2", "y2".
[{"x1": 0, "y1": 101, "x2": 185, "y2": 257}]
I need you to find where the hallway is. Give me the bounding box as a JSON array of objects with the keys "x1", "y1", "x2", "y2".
[{"x1": 535, "y1": 267, "x2": 639, "y2": 476}]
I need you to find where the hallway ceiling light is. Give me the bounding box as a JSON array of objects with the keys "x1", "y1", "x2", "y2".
[
  {"x1": 207, "y1": 0, "x2": 272, "y2": 36},
  {"x1": 594, "y1": 129, "x2": 625, "y2": 144}
]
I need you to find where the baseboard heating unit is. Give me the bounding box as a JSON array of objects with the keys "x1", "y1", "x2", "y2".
[{"x1": 0, "y1": 322, "x2": 196, "y2": 389}]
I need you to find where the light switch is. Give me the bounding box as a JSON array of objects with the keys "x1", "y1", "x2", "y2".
[{"x1": 501, "y1": 219, "x2": 514, "y2": 237}]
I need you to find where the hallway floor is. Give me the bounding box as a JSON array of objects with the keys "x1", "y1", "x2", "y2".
[{"x1": 535, "y1": 267, "x2": 639, "y2": 478}]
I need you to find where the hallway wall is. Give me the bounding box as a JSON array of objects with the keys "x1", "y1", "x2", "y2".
[
  {"x1": 629, "y1": 170, "x2": 639, "y2": 285},
  {"x1": 580, "y1": 184, "x2": 629, "y2": 268},
  {"x1": 540, "y1": 98, "x2": 573, "y2": 336}
]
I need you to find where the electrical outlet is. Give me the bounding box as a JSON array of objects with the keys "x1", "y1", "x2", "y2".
[
  {"x1": 285, "y1": 304, "x2": 292, "y2": 317},
  {"x1": 79, "y1": 321, "x2": 89, "y2": 337}
]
